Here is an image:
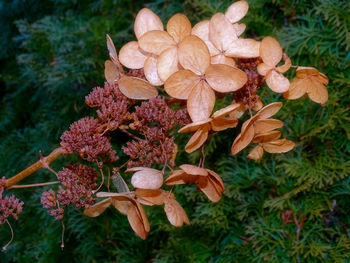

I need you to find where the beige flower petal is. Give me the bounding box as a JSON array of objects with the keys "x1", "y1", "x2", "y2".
[
  {"x1": 207, "y1": 169, "x2": 225, "y2": 193},
  {"x1": 283, "y1": 78, "x2": 308, "y2": 100},
  {"x1": 178, "y1": 35, "x2": 210, "y2": 75},
  {"x1": 247, "y1": 145, "x2": 264, "y2": 161},
  {"x1": 112, "y1": 199, "x2": 130, "y2": 215},
  {"x1": 144, "y1": 56, "x2": 164, "y2": 86},
  {"x1": 265, "y1": 70, "x2": 290, "y2": 93},
  {"x1": 106, "y1": 34, "x2": 118, "y2": 62},
  {"x1": 119, "y1": 41, "x2": 148, "y2": 69},
  {"x1": 212, "y1": 103, "x2": 241, "y2": 118},
  {"x1": 104, "y1": 60, "x2": 119, "y2": 83},
  {"x1": 225, "y1": 0, "x2": 249, "y2": 23},
  {"x1": 184, "y1": 125, "x2": 210, "y2": 153},
  {"x1": 260, "y1": 36, "x2": 283, "y2": 67},
  {"x1": 135, "y1": 189, "x2": 165, "y2": 205},
  {"x1": 205, "y1": 64, "x2": 247, "y2": 93},
  {"x1": 263, "y1": 139, "x2": 295, "y2": 153},
  {"x1": 165, "y1": 170, "x2": 199, "y2": 185},
  {"x1": 276, "y1": 56, "x2": 291, "y2": 73},
  {"x1": 164, "y1": 69, "x2": 199, "y2": 100},
  {"x1": 127, "y1": 201, "x2": 149, "y2": 239},
  {"x1": 231, "y1": 124, "x2": 254, "y2": 155},
  {"x1": 164, "y1": 197, "x2": 190, "y2": 227},
  {"x1": 180, "y1": 164, "x2": 208, "y2": 176},
  {"x1": 187, "y1": 80, "x2": 215, "y2": 122},
  {"x1": 316, "y1": 72, "x2": 329, "y2": 85},
  {"x1": 307, "y1": 77, "x2": 328, "y2": 104},
  {"x1": 209, "y1": 13, "x2": 238, "y2": 52},
  {"x1": 138, "y1": 30, "x2": 176, "y2": 56},
  {"x1": 83, "y1": 198, "x2": 111, "y2": 217},
  {"x1": 211, "y1": 117, "x2": 238, "y2": 131},
  {"x1": 232, "y1": 23, "x2": 246, "y2": 36},
  {"x1": 198, "y1": 177, "x2": 221, "y2": 202},
  {"x1": 253, "y1": 119, "x2": 283, "y2": 134},
  {"x1": 295, "y1": 66, "x2": 319, "y2": 79},
  {"x1": 253, "y1": 130, "x2": 281, "y2": 143},
  {"x1": 157, "y1": 46, "x2": 179, "y2": 82},
  {"x1": 131, "y1": 168, "x2": 163, "y2": 189},
  {"x1": 256, "y1": 102, "x2": 282, "y2": 120},
  {"x1": 191, "y1": 20, "x2": 220, "y2": 56},
  {"x1": 178, "y1": 119, "x2": 211, "y2": 133},
  {"x1": 229, "y1": 103, "x2": 246, "y2": 119},
  {"x1": 167, "y1": 13, "x2": 192, "y2": 43},
  {"x1": 257, "y1": 63, "x2": 273, "y2": 76},
  {"x1": 118, "y1": 76, "x2": 158, "y2": 100},
  {"x1": 226, "y1": 38, "x2": 260, "y2": 58},
  {"x1": 252, "y1": 97, "x2": 263, "y2": 111},
  {"x1": 211, "y1": 54, "x2": 236, "y2": 67},
  {"x1": 134, "y1": 8, "x2": 163, "y2": 39}
]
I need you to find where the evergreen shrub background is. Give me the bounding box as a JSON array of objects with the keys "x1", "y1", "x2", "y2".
[{"x1": 0, "y1": 0, "x2": 349, "y2": 262}]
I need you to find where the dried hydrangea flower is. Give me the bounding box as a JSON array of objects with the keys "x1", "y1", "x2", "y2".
[
  {"x1": 41, "y1": 189, "x2": 64, "y2": 220},
  {"x1": 283, "y1": 67, "x2": 329, "y2": 104},
  {"x1": 165, "y1": 164, "x2": 224, "y2": 202},
  {"x1": 165, "y1": 35, "x2": 247, "y2": 122},
  {"x1": 257, "y1": 37, "x2": 291, "y2": 93}
]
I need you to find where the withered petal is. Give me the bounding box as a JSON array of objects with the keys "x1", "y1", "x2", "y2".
[
  {"x1": 138, "y1": 30, "x2": 176, "y2": 56},
  {"x1": 83, "y1": 198, "x2": 111, "y2": 217},
  {"x1": 283, "y1": 77, "x2": 308, "y2": 100},
  {"x1": 211, "y1": 117, "x2": 238, "y2": 131},
  {"x1": 253, "y1": 130, "x2": 281, "y2": 143},
  {"x1": 104, "y1": 60, "x2": 119, "y2": 83},
  {"x1": 253, "y1": 119, "x2": 283, "y2": 134},
  {"x1": 184, "y1": 124, "x2": 210, "y2": 153},
  {"x1": 118, "y1": 76, "x2": 158, "y2": 100},
  {"x1": 164, "y1": 197, "x2": 190, "y2": 227},
  {"x1": 106, "y1": 34, "x2": 118, "y2": 61},
  {"x1": 231, "y1": 124, "x2": 255, "y2": 155},
  {"x1": 260, "y1": 36, "x2": 283, "y2": 67},
  {"x1": 225, "y1": 0, "x2": 249, "y2": 23},
  {"x1": 167, "y1": 13, "x2": 192, "y2": 43},
  {"x1": 164, "y1": 69, "x2": 199, "y2": 100},
  {"x1": 191, "y1": 20, "x2": 220, "y2": 56},
  {"x1": 212, "y1": 103, "x2": 242, "y2": 118},
  {"x1": 247, "y1": 145, "x2": 264, "y2": 161},
  {"x1": 157, "y1": 46, "x2": 179, "y2": 82},
  {"x1": 225, "y1": 38, "x2": 260, "y2": 58},
  {"x1": 178, "y1": 119, "x2": 212, "y2": 133},
  {"x1": 265, "y1": 70, "x2": 290, "y2": 93},
  {"x1": 144, "y1": 56, "x2": 164, "y2": 86},
  {"x1": 119, "y1": 41, "x2": 148, "y2": 69},
  {"x1": 131, "y1": 168, "x2": 163, "y2": 190},
  {"x1": 262, "y1": 139, "x2": 295, "y2": 153},
  {"x1": 307, "y1": 77, "x2": 328, "y2": 104},
  {"x1": 180, "y1": 164, "x2": 208, "y2": 176},
  {"x1": 134, "y1": 8, "x2": 163, "y2": 39},
  {"x1": 256, "y1": 102, "x2": 282, "y2": 120},
  {"x1": 211, "y1": 54, "x2": 236, "y2": 67}
]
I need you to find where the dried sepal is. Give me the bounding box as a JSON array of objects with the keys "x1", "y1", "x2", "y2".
[
  {"x1": 144, "y1": 56, "x2": 164, "y2": 86},
  {"x1": 118, "y1": 41, "x2": 148, "y2": 69},
  {"x1": 225, "y1": 0, "x2": 249, "y2": 23},
  {"x1": 138, "y1": 30, "x2": 176, "y2": 56},
  {"x1": 247, "y1": 145, "x2": 264, "y2": 160},
  {"x1": 191, "y1": 20, "x2": 220, "y2": 56},
  {"x1": 106, "y1": 34, "x2": 118, "y2": 62},
  {"x1": 104, "y1": 60, "x2": 119, "y2": 83},
  {"x1": 226, "y1": 38, "x2": 260, "y2": 58},
  {"x1": 128, "y1": 167, "x2": 163, "y2": 190},
  {"x1": 164, "y1": 196, "x2": 190, "y2": 227},
  {"x1": 164, "y1": 70, "x2": 199, "y2": 100},
  {"x1": 83, "y1": 198, "x2": 111, "y2": 217},
  {"x1": 157, "y1": 46, "x2": 180, "y2": 82},
  {"x1": 134, "y1": 8, "x2": 163, "y2": 40},
  {"x1": 166, "y1": 13, "x2": 192, "y2": 43},
  {"x1": 118, "y1": 76, "x2": 158, "y2": 100},
  {"x1": 135, "y1": 189, "x2": 165, "y2": 206},
  {"x1": 184, "y1": 124, "x2": 210, "y2": 153},
  {"x1": 260, "y1": 36, "x2": 283, "y2": 67}
]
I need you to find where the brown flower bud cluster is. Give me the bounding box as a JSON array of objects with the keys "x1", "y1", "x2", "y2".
[
  {"x1": 60, "y1": 117, "x2": 118, "y2": 165},
  {"x1": 1, "y1": 177, "x2": 24, "y2": 225}
]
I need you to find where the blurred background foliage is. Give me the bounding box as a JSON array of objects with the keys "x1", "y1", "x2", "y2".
[{"x1": 0, "y1": 0, "x2": 349, "y2": 262}]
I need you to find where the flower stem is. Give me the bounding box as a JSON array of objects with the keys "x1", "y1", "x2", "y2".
[{"x1": 8, "y1": 181, "x2": 59, "y2": 189}]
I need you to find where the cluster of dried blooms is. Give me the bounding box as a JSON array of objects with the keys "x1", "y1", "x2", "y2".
[{"x1": 1, "y1": 0, "x2": 329, "y2": 246}]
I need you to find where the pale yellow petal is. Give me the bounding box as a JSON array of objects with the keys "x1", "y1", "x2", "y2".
[
  {"x1": 144, "y1": 56, "x2": 164, "y2": 86},
  {"x1": 157, "y1": 46, "x2": 179, "y2": 82},
  {"x1": 260, "y1": 36, "x2": 283, "y2": 67},
  {"x1": 225, "y1": 38, "x2": 260, "y2": 58},
  {"x1": 164, "y1": 69, "x2": 199, "y2": 100},
  {"x1": 138, "y1": 30, "x2": 176, "y2": 56},
  {"x1": 265, "y1": 70, "x2": 290, "y2": 93},
  {"x1": 118, "y1": 76, "x2": 158, "y2": 100},
  {"x1": 119, "y1": 41, "x2": 148, "y2": 69},
  {"x1": 166, "y1": 13, "x2": 192, "y2": 43},
  {"x1": 225, "y1": 0, "x2": 249, "y2": 23},
  {"x1": 134, "y1": 8, "x2": 163, "y2": 39},
  {"x1": 247, "y1": 145, "x2": 264, "y2": 161}
]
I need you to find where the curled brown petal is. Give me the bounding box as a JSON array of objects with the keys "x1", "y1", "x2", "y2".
[
  {"x1": 256, "y1": 102, "x2": 282, "y2": 120},
  {"x1": 231, "y1": 124, "x2": 254, "y2": 155},
  {"x1": 178, "y1": 119, "x2": 211, "y2": 133},
  {"x1": 180, "y1": 164, "x2": 208, "y2": 176},
  {"x1": 262, "y1": 139, "x2": 295, "y2": 153},
  {"x1": 253, "y1": 130, "x2": 281, "y2": 143},
  {"x1": 253, "y1": 119, "x2": 283, "y2": 134},
  {"x1": 104, "y1": 60, "x2": 119, "y2": 83},
  {"x1": 185, "y1": 125, "x2": 210, "y2": 153},
  {"x1": 84, "y1": 198, "x2": 111, "y2": 217},
  {"x1": 307, "y1": 77, "x2": 328, "y2": 104}
]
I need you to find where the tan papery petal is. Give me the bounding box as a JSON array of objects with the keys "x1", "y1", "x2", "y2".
[
  {"x1": 106, "y1": 34, "x2": 118, "y2": 61},
  {"x1": 247, "y1": 145, "x2": 264, "y2": 161},
  {"x1": 118, "y1": 76, "x2": 158, "y2": 100},
  {"x1": 276, "y1": 56, "x2": 291, "y2": 73},
  {"x1": 257, "y1": 63, "x2": 273, "y2": 76},
  {"x1": 104, "y1": 60, "x2": 119, "y2": 83},
  {"x1": 131, "y1": 168, "x2": 163, "y2": 189},
  {"x1": 134, "y1": 8, "x2": 163, "y2": 39},
  {"x1": 229, "y1": 103, "x2": 246, "y2": 119},
  {"x1": 144, "y1": 56, "x2": 164, "y2": 86},
  {"x1": 83, "y1": 198, "x2": 111, "y2": 217},
  {"x1": 283, "y1": 78, "x2": 308, "y2": 100},
  {"x1": 253, "y1": 130, "x2": 281, "y2": 143},
  {"x1": 138, "y1": 30, "x2": 176, "y2": 56},
  {"x1": 256, "y1": 102, "x2": 282, "y2": 120},
  {"x1": 178, "y1": 35, "x2": 210, "y2": 75},
  {"x1": 209, "y1": 13, "x2": 238, "y2": 52},
  {"x1": 157, "y1": 46, "x2": 179, "y2": 82},
  {"x1": 165, "y1": 170, "x2": 199, "y2": 185},
  {"x1": 135, "y1": 189, "x2": 165, "y2": 205},
  {"x1": 207, "y1": 169, "x2": 225, "y2": 193},
  {"x1": 231, "y1": 124, "x2": 254, "y2": 155},
  {"x1": 191, "y1": 20, "x2": 220, "y2": 56},
  {"x1": 225, "y1": 0, "x2": 249, "y2": 23},
  {"x1": 307, "y1": 77, "x2": 328, "y2": 104},
  {"x1": 119, "y1": 41, "x2": 148, "y2": 69},
  {"x1": 187, "y1": 80, "x2": 215, "y2": 122},
  {"x1": 211, "y1": 117, "x2": 238, "y2": 131},
  {"x1": 211, "y1": 54, "x2": 236, "y2": 67},
  {"x1": 295, "y1": 66, "x2": 319, "y2": 79},
  {"x1": 226, "y1": 38, "x2": 260, "y2": 58},
  {"x1": 260, "y1": 36, "x2": 283, "y2": 67},
  {"x1": 164, "y1": 197, "x2": 190, "y2": 227},
  {"x1": 205, "y1": 64, "x2": 247, "y2": 92},
  {"x1": 252, "y1": 97, "x2": 263, "y2": 111},
  {"x1": 112, "y1": 199, "x2": 130, "y2": 215},
  {"x1": 198, "y1": 177, "x2": 221, "y2": 202},
  {"x1": 263, "y1": 139, "x2": 295, "y2": 153},
  {"x1": 265, "y1": 70, "x2": 290, "y2": 93},
  {"x1": 178, "y1": 119, "x2": 211, "y2": 133},
  {"x1": 184, "y1": 124, "x2": 210, "y2": 153},
  {"x1": 127, "y1": 202, "x2": 149, "y2": 239},
  {"x1": 167, "y1": 13, "x2": 192, "y2": 43},
  {"x1": 212, "y1": 103, "x2": 241, "y2": 118},
  {"x1": 253, "y1": 119, "x2": 283, "y2": 134},
  {"x1": 316, "y1": 72, "x2": 329, "y2": 85},
  {"x1": 164, "y1": 69, "x2": 199, "y2": 100},
  {"x1": 180, "y1": 164, "x2": 208, "y2": 176},
  {"x1": 232, "y1": 23, "x2": 246, "y2": 36}
]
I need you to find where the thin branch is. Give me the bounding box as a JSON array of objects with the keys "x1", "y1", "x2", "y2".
[
  {"x1": 60, "y1": 220, "x2": 65, "y2": 250},
  {"x1": 5, "y1": 148, "x2": 64, "y2": 188},
  {"x1": 8, "y1": 181, "x2": 59, "y2": 189},
  {"x1": 93, "y1": 168, "x2": 105, "y2": 193},
  {"x1": 2, "y1": 220, "x2": 14, "y2": 251}
]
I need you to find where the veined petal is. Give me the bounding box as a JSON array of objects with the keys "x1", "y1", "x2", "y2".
[
  {"x1": 144, "y1": 56, "x2": 164, "y2": 86},
  {"x1": 209, "y1": 13, "x2": 238, "y2": 52},
  {"x1": 192, "y1": 20, "x2": 220, "y2": 56},
  {"x1": 231, "y1": 124, "x2": 254, "y2": 155},
  {"x1": 178, "y1": 119, "x2": 211, "y2": 133},
  {"x1": 184, "y1": 125, "x2": 210, "y2": 153},
  {"x1": 316, "y1": 72, "x2": 329, "y2": 85},
  {"x1": 178, "y1": 35, "x2": 210, "y2": 75},
  {"x1": 207, "y1": 169, "x2": 224, "y2": 193},
  {"x1": 256, "y1": 102, "x2": 282, "y2": 120},
  {"x1": 260, "y1": 37, "x2": 283, "y2": 67},
  {"x1": 211, "y1": 117, "x2": 238, "y2": 131},
  {"x1": 257, "y1": 63, "x2": 273, "y2": 76},
  {"x1": 187, "y1": 80, "x2": 216, "y2": 122},
  {"x1": 157, "y1": 46, "x2": 179, "y2": 82},
  {"x1": 164, "y1": 69, "x2": 199, "y2": 100},
  {"x1": 138, "y1": 30, "x2": 176, "y2": 56},
  {"x1": 118, "y1": 76, "x2": 158, "y2": 100},
  {"x1": 134, "y1": 8, "x2": 163, "y2": 39},
  {"x1": 205, "y1": 64, "x2": 247, "y2": 93},
  {"x1": 127, "y1": 201, "x2": 149, "y2": 239},
  {"x1": 247, "y1": 145, "x2": 264, "y2": 161},
  {"x1": 198, "y1": 177, "x2": 221, "y2": 202},
  {"x1": 253, "y1": 119, "x2": 283, "y2": 134},
  {"x1": 135, "y1": 189, "x2": 165, "y2": 205},
  {"x1": 167, "y1": 13, "x2": 192, "y2": 43},
  {"x1": 164, "y1": 197, "x2": 190, "y2": 227},
  {"x1": 253, "y1": 130, "x2": 281, "y2": 143},
  {"x1": 225, "y1": 38, "x2": 260, "y2": 58},
  {"x1": 131, "y1": 168, "x2": 163, "y2": 189},
  {"x1": 104, "y1": 60, "x2": 119, "y2": 83},
  {"x1": 119, "y1": 41, "x2": 148, "y2": 69},
  {"x1": 295, "y1": 66, "x2": 319, "y2": 79},
  {"x1": 212, "y1": 103, "x2": 241, "y2": 118},
  {"x1": 211, "y1": 54, "x2": 236, "y2": 67},
  {"x1": 225, "y1": 0, "x2": 249, "y2": 23},
  {"x1": 283, "y1": 78, "x2": 308, "y2": 100},
  {"x1": 263, "y1": 139, "x2": 295, "y2": 153},
  {"x1": 307, "y1": 77, "x2": 328, "y2": 104},
  {"x1": 180, "y1": 164, "x2": 208, "y2": 176},
  {"x1": 165, "y1": 170, "x2": 199, "y2": 185},
  {"x1": 266, "y1": 70, "x2": 290, "y2": 93},
  {"x1": 106, "y1": 34, "x2": 118, "y2": 62}
]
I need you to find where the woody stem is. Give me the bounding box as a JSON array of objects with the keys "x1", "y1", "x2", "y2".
[{"x1": 5, "y1": 148, "x2": 64, "y2": 188}]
